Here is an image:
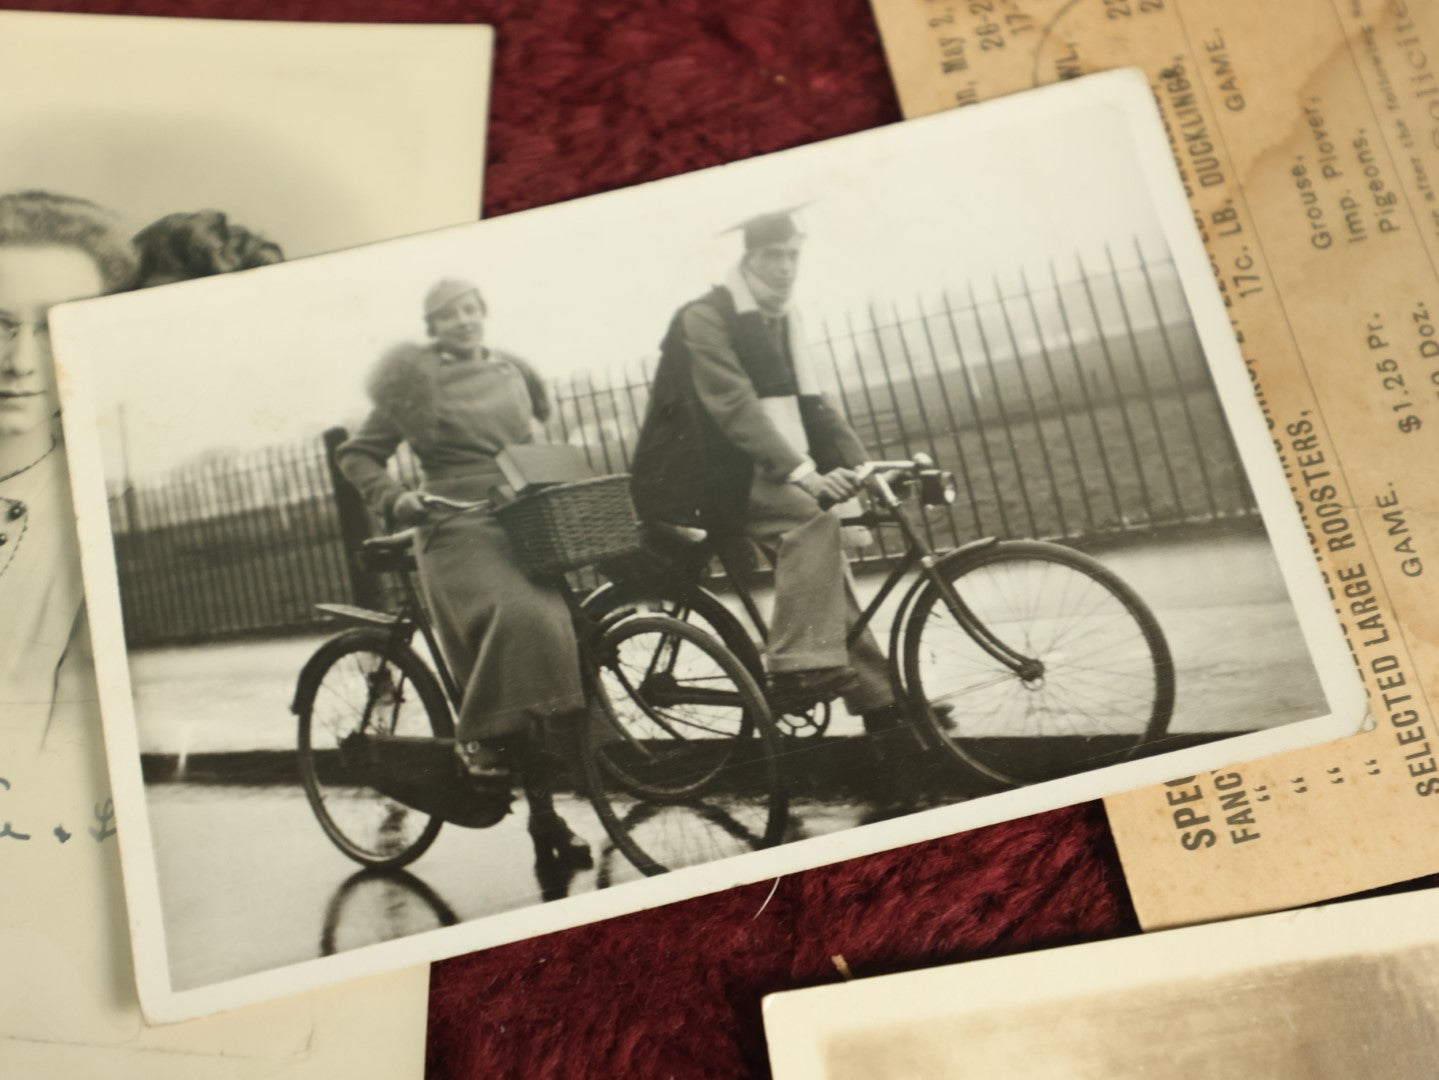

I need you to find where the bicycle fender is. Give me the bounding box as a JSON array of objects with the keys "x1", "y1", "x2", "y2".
[
  {"x1": 578, "y1": 580, "x2": 622, "y2": 618},
  {"x1": 290, "y1": 628, "x2": 397, "y2": 716},
  {"x1": 581, "y1": 578, "x2": 762, "y2": 673},
  {"x1": 292, "y1": 632, "x2": 355, "y2": 716}
]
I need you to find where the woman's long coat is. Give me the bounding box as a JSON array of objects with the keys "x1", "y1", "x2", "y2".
[{"x1": 336, "y1": 341, "x2": 584, "y2": 741}]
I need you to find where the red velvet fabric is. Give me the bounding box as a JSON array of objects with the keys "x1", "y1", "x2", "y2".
[
  {"x1": 429, "y1": 805, "x2": 1133, "y2": 1079},
  {"x1": 4, "y1": 0, "x2": 1137, "y2": 1073}
]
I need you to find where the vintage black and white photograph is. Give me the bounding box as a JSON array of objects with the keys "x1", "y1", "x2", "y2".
[
  {"x1": 763, "y1": 886, "x2": 1439, "y2": 1079},
  {"x1": 53, "y1": 69, "x2": 1362, "y2": 1019}
]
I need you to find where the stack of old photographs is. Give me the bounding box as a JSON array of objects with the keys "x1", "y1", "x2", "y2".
[
  {"x1": 31, "y1": 64, "x2": 1364, "y2": 1022},
  {"x1": 8, "y1": 9, "x2": 1371, "y2": 1051}
]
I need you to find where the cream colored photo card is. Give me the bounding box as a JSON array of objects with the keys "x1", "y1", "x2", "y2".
[
  {"x1": 0, "y1": 8, "x2": 491, "y2": 1067},
  {"x1": 764, "y1": 886, "x2": 1439, "y2": 1079}
]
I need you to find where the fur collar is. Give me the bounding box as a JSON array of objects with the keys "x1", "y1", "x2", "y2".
[
  {"x1": 367, "y1": 341, "x2": 445, "y2": 444},
  {"x1": 365, "y1": 341, "x2": 551, "y2": 444}
]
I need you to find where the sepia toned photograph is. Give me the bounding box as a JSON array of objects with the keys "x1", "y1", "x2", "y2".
[
  {"x1": 52, "y1": 69, "x2": 1362, "y2": 1020},
  {"x1": 763, "y1": 887, "x2": 1439, "y2": 1079}
]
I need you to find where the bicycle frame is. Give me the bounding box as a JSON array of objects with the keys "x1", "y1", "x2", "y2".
[
  {"x1": 713, "y1": 460, "x2": 1044, "y2": 682},
  {"x1": 393, "y1": 466, "x2": 1046, "y2": 730},
  {"x1": 374, "y1": 573, "x2": 466, "y2": 709}
]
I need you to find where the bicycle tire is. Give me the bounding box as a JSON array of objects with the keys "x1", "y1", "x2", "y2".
[
  {"x1": 295, "y1": 628, "x2": 451, "y2": 869},
  {"x1": 903, "y1": 539, "x2": 1175, "y2": 789},
  {"x1": 585, "y1": 578, "x2": 831, "y2": 739},
  {"x1": 589, "y1": 609, "x2": 758, "y2": 799},
  {"x1": 585, "y1": 579, "x2": 761, "y2": 672},
  {"x1": 581, "y1": 613, "x2": 787, "y2": 876}
]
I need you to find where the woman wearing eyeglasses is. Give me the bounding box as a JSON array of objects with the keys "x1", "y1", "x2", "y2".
[{"x1": 0, "y1": 190, "x2": 138, "y2": 735}]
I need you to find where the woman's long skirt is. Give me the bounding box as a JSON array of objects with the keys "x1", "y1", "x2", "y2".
[{"x1": 416, "y1": 473, "x2": 585, "y2": 741}]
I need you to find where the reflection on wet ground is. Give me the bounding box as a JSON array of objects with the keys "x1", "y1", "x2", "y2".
[{"x1": 148, "y1": 784, "x2": 880, "y2": 991}]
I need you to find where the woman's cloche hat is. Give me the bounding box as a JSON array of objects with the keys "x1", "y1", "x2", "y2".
[{"x1": 423, "y1": 277, "x2": 485, "y2": 318}]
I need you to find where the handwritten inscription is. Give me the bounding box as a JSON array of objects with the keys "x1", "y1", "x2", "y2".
[
  {"x1": 88, "y1": 798, "x2": 116, "y2": 842},
  {"x1": 0, "y1": 775, "x2": 117, "y2": 846}
]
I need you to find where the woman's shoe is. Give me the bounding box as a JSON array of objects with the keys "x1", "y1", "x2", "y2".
[
  {"x1": 454, "y1": 739, "x2": 514, "y2": 785},
  {"x1": 528, "y1": 812, "x2": 594, "y2": 869}
]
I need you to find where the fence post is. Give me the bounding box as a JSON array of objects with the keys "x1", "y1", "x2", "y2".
[{"x1": 322, "y1": 427, "x2": 383, "y2": 611}]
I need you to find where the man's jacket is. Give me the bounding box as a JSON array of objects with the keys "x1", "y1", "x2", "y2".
[{"x1": 630, "y1": 279, "x2": 866, "y2": 532}]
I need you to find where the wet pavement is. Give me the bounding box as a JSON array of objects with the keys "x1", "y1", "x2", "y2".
[
  {"x1": 148, "y1": 782, "x2": 871, "y2": 991},
  {"x1": 134, "y1": 527, "x2": 1334, "y2": 990}
]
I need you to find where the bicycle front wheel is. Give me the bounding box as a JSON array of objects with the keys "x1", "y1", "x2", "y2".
[
  {"x1": 583, "y1": 614, "x2": 787, "y2": 876},
  {"x1": 296, "y1": 629, "x2": 451, "y2": 869},
  {"x1": 903, "y1": 540, "x2": 1175, "y2": 789}
]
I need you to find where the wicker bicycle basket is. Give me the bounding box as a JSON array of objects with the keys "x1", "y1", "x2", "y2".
[{"x1": 495, "y1": 474, "x2": 642, "y2": 578}]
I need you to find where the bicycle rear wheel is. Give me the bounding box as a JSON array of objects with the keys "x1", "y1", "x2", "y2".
[
  {"x1": 295, "y1": 628, "x2": 451, "y2": 869},
  {"x1": 903, "y1": 540, "x2": 1174, "y2": 789},
  {"x1": 585, "y1": 579, "x2": 831, "y2": 739},
  {"x1": 582, "y1": 614, "x2": 787, "y2": 876},
  {"x1": 591, "y1": 605, "x2": 757, "y2": 799}
]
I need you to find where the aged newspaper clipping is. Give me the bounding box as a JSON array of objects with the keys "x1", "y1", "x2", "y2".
[{"x1": 870, "y1": 0, "x2": 1439, "y2": 926}]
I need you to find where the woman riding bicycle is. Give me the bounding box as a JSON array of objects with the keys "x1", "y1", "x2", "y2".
[{"x1": 335, "y1": 277, "x2": 592, "y2": 867}]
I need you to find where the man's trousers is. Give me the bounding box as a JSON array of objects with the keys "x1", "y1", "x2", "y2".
[{"x1": 743, "y1": 476, "x2": 894, "y2": 714}]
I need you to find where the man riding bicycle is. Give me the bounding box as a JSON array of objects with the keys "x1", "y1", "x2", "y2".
[{"x1": 630, "y1": 208, "x2": 906, "y2": 737}]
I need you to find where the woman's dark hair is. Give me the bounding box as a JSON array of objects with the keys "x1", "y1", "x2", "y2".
[
  {"x1": 132, "y1": 210, "x2": 284, "y2": 286},
  {"x1": 0, "y1": 190, "x2": 137, "y2": 292}
]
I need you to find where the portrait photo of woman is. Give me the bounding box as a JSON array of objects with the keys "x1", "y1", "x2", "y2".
[
  {"x1": 0, "y1": 191, "x2": 287, "y2": 737},
  {"x1": 0, "y1": 190, "x2": 137, "y2": 735}
]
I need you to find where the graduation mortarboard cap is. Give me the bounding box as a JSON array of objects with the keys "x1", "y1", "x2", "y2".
[{"x1": 723, "y1": 204, "x2": 810, "y2": 251}]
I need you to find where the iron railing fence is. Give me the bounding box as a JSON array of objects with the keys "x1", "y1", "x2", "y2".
[
  {"x1": 109, "y1": 243, "x2": 1256, "y2": 646},
  {"x1": 547, "y1": 244, "x2": 1255, "y2": 563}
]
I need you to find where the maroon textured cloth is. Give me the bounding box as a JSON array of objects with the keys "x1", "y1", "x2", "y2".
[
  {"x1": 430, "y1": 804, "x2": 1133, "y2": 1079},
  {"x1": 4, "y1": 0, "x2": 1136, "y2": 1073}
]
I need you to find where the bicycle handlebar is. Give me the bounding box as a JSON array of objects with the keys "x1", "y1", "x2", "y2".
[
  {"x1": 414, "y1": 452, "x2": 944, "y2": 516},
  {"x1": 815, "y1": 454, "x2": 937, "y2": 510}
]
